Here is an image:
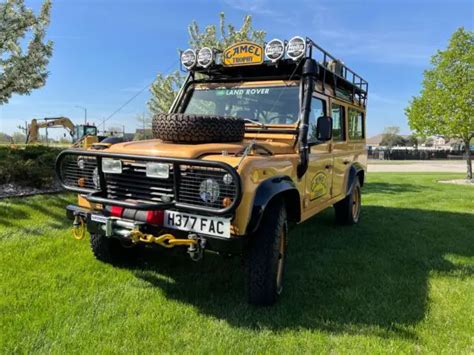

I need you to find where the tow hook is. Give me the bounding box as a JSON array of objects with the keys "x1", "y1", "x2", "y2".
[
  {"x1": 72, "y1": 215, "x2": 86, "y2": 240},
  {"x1": 187, "y1": 234, "x2": 206, "y2": 262}
]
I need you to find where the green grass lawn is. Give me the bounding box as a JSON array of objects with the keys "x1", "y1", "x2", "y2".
[{"x1": 1, "y1": 173, "x2": 473, "y2": 353}]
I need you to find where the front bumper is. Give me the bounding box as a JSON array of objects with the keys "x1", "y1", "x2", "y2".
[{"x1": 66, "y1": 205, "x2": 246, "y2": 254}]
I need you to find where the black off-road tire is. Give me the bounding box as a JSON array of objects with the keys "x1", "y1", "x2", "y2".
[
  {"x1": 152, "y1": 113, "x2": 245, "y2": 143},
  {"x1": 90, "y1": 233, "x2": 137, "y2": 264},
  {"x1": 334, "y1": 180, "x2": 361, "y2": 225},
  {"x1": 245, "y1": 199, "x2": 288, "y2": 306}
]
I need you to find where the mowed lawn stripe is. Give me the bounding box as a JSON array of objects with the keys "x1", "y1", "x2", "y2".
[{"x1": 0, "y1": 173, "x2": 473, "y2": 353}]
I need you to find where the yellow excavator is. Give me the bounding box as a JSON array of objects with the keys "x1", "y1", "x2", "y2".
[{"x1": 26, "y1": 117, "x2": 99, "y2": 148}]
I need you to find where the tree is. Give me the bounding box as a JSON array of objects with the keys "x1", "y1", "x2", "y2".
[
  {"x1": 0, "y1": 0, "x2": 53, "y2": 105},
  {"x1": 406, "y1": 27, "x2": 473, "y2": 179},
  {"x1": 147, "y1": 13, "x2": 266, "y2": 115},
  {"x1": 380, "y1": 126, "x2": 405, "y2": 147}
]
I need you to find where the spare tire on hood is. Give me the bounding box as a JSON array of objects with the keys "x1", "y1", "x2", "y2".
[{"x1": 152, "y1": 113, "x2": 245, "y2": 144}]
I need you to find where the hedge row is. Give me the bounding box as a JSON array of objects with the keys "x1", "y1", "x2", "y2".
[{"x1": 0, "y1": 146, "x2": 63, "y2": 188}]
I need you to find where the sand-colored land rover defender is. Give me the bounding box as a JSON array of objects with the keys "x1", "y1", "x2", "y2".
[{"x1": 56, "y1": 37, "x2": 368, "y2": 305}]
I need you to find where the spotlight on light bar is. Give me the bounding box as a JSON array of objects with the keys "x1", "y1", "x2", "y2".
[
  {"x1": 265, "y1": 39, "x2": 285, "y2": 62},
  {"x1": 286, "y1": 36, "x2": 306, "y2": 61},
  {"x1": 181, "y1": 49, "x2": 196, "y2": 70},
  {"x1": 197, "y1": 47, "x2": 214, "y2": 68}
]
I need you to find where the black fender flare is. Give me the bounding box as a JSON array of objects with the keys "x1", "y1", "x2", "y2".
[
  {"x1": 345, "y1": 162, "x2": 365, "y2": 196},
  {"x1": 246, "y1": 176, "x2": 300, "y2": 235}
]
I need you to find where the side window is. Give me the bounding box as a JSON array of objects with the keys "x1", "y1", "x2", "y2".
[
  {"x1": 348, "y1": 109, "x2": 365, "y2": 140},
  {"x1": 331, "y1": 104, "x2": 345, "y2": 141},
  {"x1": 308, "y1": 97, "x2": 326, "y2": 142}
]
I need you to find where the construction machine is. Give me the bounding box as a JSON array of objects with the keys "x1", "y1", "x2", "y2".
[{"x1": 26, "y1": 117, "x2": 99, "y2": 147}]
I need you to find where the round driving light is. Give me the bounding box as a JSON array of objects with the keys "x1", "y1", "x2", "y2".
[
  {"x1": 223, "y1": 173, "x2": 233, "y2": 185},
  {"x1": 286, "y1": 36, "x2": 306, "y2": 61},
  {"x1": 199, "y1": 178, "x2": 220, "y2": 204},
  {"x1": 265, "y1": 39, "x2": 285, "y2": 62},
  {"x1": 197, "y1": 47, "x2": 213, "y2": 68},
  {"x1": 181, "y1": 49, "x2": 196, "y2": 70}
]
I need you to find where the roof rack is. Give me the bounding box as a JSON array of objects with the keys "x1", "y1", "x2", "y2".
[
  {"x1": 306, "y1": 38, "x2": 368, "y2": 107},
  {"x1": 185, "y1": 37, "x2": 369, "y2": 107}
]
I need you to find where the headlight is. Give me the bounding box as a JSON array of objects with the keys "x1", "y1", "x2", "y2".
[
  {"x1": 146, "y1": 162, "x2": 169, "y2": 179},
  {"x1": 199, "y1": 178, "x2": 220, "y2": 203},
  {"x1": 265, "y1": 39, "x2": 285, "y2": 62},
  {"x1": 181, "y1": 48, "x2": 196, "y2": 70},
  {"x1": 286, "y1": 36, "x2": 306, "y2": 60},
  {"x1": 197, "y1": 47, "x2": 213, "y2": 68},
  {"x1": 102, "y1": 158, "x2": 122, "y2": 174}
]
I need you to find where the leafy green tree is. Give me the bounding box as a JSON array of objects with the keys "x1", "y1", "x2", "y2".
[
  {"x1": 147, "y1": 13, "x2": 266, "y2": 115},
  {"x1": 0, "y1": 0, "x2": 53, "y2": 105},
  {"x1": 406, "y1": 27, "x2": 473, "y2": 179}
]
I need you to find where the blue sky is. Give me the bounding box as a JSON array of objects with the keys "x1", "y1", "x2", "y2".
[{"x1": 0, "y1": 0, "x2": 472, "y2": 138}]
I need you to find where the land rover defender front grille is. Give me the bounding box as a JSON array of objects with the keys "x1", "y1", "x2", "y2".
[
  {"x1": 105, "y1": 161, "x2": 174, "y2": 204},
  {"x1": 56, "y1": 151, "x2": 241, "y2": 214},
  {"x1": 58, "y1": 155, "x2": 99, "y2": 191}
]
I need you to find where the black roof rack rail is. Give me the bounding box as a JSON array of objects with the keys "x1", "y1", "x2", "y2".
[{"x1": 306, "y1": 38, "x2": 368, "y2": 107}]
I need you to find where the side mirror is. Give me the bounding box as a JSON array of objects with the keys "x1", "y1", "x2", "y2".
[{"x1": 316, "y1": 116, "x2": 333, "y2": 141}]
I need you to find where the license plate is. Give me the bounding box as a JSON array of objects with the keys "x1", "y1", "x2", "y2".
[
  {"x1": 91, "y1": 214, "x2": 108, "y2": 224},
  {"x1": 164, "y1": 211, "x2": 231, "y2": 238}
]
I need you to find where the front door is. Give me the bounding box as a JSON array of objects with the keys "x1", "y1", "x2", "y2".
[{"x1": 305, "y1": 95, "x2": 333, "y2": 210}]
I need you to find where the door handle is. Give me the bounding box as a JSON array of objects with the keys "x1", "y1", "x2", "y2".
[
  {"x1": 325, "y1": 164, "x2": 332, "y2": 169},
  {"x1": 343, "y1": 160, "x2": 350, "y2": 165}
]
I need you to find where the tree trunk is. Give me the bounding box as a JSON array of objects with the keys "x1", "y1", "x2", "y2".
[{"x1": 464, "y1": 138, "x2": 472, "y2": 180}]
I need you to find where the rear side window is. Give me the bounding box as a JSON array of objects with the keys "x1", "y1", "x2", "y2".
[
  {"x1": 348, "y1": 109, "x2": 365, "y2": 140},
  {"x1": 331, "y1": 104, "x2": 345, "y2": 141}
]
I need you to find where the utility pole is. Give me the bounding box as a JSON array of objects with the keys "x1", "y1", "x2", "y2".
[{"x1": 75, "y1": 105, "x2": 88, "y2": 124}]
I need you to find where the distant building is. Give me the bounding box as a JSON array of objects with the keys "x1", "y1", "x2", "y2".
[{"x1": 367, "y1": 134, "x2": 383, "y2": 147}]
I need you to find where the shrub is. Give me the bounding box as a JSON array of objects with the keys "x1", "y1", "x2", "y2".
[{"x1": 0, "y1": 146, "x2": 63, "y2": 188}]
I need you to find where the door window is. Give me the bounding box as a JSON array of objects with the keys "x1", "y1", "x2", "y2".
[
  {"x1": 308, "y1": 97, "x2": 326, "y2": 143},
  {"x1": 331, "y1": 104, "x2": 345, "y2": 141}
]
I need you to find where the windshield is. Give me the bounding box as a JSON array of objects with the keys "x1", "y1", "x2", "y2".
[{"x1": 184, "y1": 85, "x2": 300, "y2": 125}]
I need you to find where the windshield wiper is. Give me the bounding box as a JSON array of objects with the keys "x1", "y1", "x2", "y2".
[{"x1": 243, "y1": 118, "x2": 266, "y2": 129}]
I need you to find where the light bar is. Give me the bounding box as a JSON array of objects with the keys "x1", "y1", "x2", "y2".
[
  {"x1": 286, "y1": 36, "x2": 306, "y2": 61},
  {"x1": 197, "y1": 47, "x2": 214, "y2": 68},
  {"x1": 265, "y1": 39, "x2": 285, "y2": 62},
  {"x1": 181, "y1": 49, "x2": 196, "y2": 70}
]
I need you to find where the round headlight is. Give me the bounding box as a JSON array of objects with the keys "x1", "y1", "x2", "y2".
[
  {"x1": 265, "y1": 39, "x2": 285, "y2": 62},
  {"x1": 199, "y1": 178, "x2": 220, "y2": 204},
  {"x1": 181, "y1": 49, "x2": 196, "y2": 70},
  {"x1": 286, "y1": 36, "x2": 306, "y2": 61},
  {"x1": 197, "y1": 47, "x2": 213, "y2": 68}
]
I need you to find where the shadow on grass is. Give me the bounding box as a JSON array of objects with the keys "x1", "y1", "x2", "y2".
[
  {"x1": 126, "y1": 205, "x2": 472, "y2": 337},
  {"x1": 0, "y1": 194, "x2": 73, "y2": 232},
  {"x1": 363, "y1": 182, "x2": 422, "y2": 194}
]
